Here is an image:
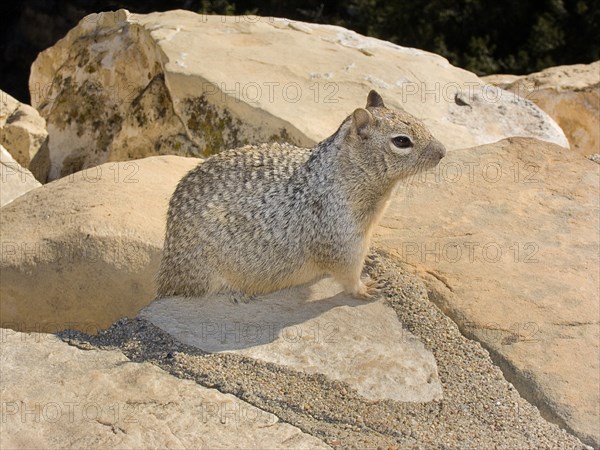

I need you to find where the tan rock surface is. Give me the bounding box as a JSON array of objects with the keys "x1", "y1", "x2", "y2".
[
  {"x1": 0, "y1": 144, "x2": 41, "y2": 207},
  {"x1": 0, "y1": 89, "x2": 50, "y2": 182},
  {"x1": 30, "y1": 9, "x2": 567, "y2": 180},
  {"x1": 483, "y1": 61, "x2": 600, "y2": 157},
  {"x1": 0, "y1": 155, "x2": 199, "y2": 334},
  {"x1": 142, "y1": 277, "x2": 443, "y2": 403},
  {"x1": 0, "y1": 329, "x2": 329, "y2": 449},
  {"x1": 373, "y1": 137, "x2": 599, "y2": 447}
]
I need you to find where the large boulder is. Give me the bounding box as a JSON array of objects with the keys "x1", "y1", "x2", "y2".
[
  {"x1": 0, "y1": 155, "x2": 199, "y2": 334},
  {"x1": 0, "y1": 144, "x2": 41, "y2": 207},
  {"x1": 483, "y1": 61, "x2": 600, "y2": 157},
  {"x1": 0, "y1": 89, "x2": 50, "y2": 182},
  {"x1": 0, "y1": 330, "x2": 328, "y2": 449},
  {"x1": 373, "y1": 137, "x2": 599, "y2": 447},
  {"x1": 30, "y1": 9, "x2": 567, "y2": 180}
]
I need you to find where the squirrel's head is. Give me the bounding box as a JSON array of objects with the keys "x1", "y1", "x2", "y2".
[{"x1": 344, "y1": 90, "x2": 446, "y2": 179}]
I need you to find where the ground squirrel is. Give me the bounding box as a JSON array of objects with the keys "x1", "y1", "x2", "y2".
[{"x1": 157, "y1": 90, "x2": 445, "y2": 299}]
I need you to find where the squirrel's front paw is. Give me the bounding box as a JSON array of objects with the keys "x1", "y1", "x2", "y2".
[{"x1": 351, "y1": 278, "x2": 383, "y2": 300}]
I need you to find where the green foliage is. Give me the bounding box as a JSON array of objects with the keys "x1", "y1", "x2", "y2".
[{"x1": 199, "y1": 0, "x2": 238, "y2": 15}]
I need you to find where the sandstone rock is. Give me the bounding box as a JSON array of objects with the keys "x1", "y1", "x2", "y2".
[
  {"x1": 0, "y1": 145, "x2": 41, "y2": 207},
  {"x1": 483, "y1": 62, "x2": 600, "y2": 157},
  {"x1": 141, "y1": 277, "x2": 442, "y2": 403},
  {"x1": 30, "y1": 9, "x2": 567, "y2": 180},
  {"x1": 0, "y1": 155, "x2": 199, "y2": 334},
  {"x1": 0, "y1": 329, "x2": 329, "y2": 449},
  {"x1": 480, "y1": 74, "x2": 521, "y2": 86},
  {"x1": 0, "y1": 89, "x2": 50, "y2": 182},
  {"x1": 373, "y1": 137, "x2": 599, "y2": 447}
]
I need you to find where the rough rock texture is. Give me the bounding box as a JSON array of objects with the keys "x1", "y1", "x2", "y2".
[
  {"x1": 57, "y1": 251, "x2": 588, "y2": 449},
  {"x1": 0, "y1": 89, "x2": 50, "y2": 182},
  {"x1": 0, "y1": 329, "x2": 329, "y2": 449},
  {"x1": 141, "y1": 277, "x2": 443, "y2": 403},
  {"x1": 373, "y1": 137, "x2": 599, "y2": 447},
  {"x1": 0, "y1": 144, "x2": 41, "y2": 207},
  {"x1": 30, "y1": 9, "x2": 567, "y2": 180},
  {"x1": 483, "y1": 62, "x2": 600, "y2": 157},
  {"x1": 0, "y1": 155, "x2": 199, "y2": 334}
]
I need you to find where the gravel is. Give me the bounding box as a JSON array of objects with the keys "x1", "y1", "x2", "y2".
[{"x1": 59, "y1": 249, "x2": 589, "y2": 449}]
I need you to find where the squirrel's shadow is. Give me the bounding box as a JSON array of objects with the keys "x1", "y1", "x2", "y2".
[{"x1": 141, "y1": 277, "x2": 376, "y2": 352}]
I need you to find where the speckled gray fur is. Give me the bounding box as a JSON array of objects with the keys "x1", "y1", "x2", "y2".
[{"x1": 157, "y1": 91, "x2": 446, "y2": 299}]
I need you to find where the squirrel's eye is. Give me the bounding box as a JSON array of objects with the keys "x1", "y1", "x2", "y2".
[{"x1": 391, "y1": 135, "x2": 413, "y2": 149}]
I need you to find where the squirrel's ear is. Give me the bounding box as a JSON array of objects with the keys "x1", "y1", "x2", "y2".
[
  {"x1": 366, "y1": 90, "x2": 385, "y2": 108},
  {"x1": 352, "y1": 108, "x2": 373, "y2": 137}
]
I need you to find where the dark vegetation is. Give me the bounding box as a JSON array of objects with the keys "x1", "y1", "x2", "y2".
[{"x1": 1, "y1": 0, "x2": 598, "y2": 103}]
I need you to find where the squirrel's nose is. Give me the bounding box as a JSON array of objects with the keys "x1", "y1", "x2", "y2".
[{"x1": 425, "y1": 138, "x2": 446, "y2": 161}]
